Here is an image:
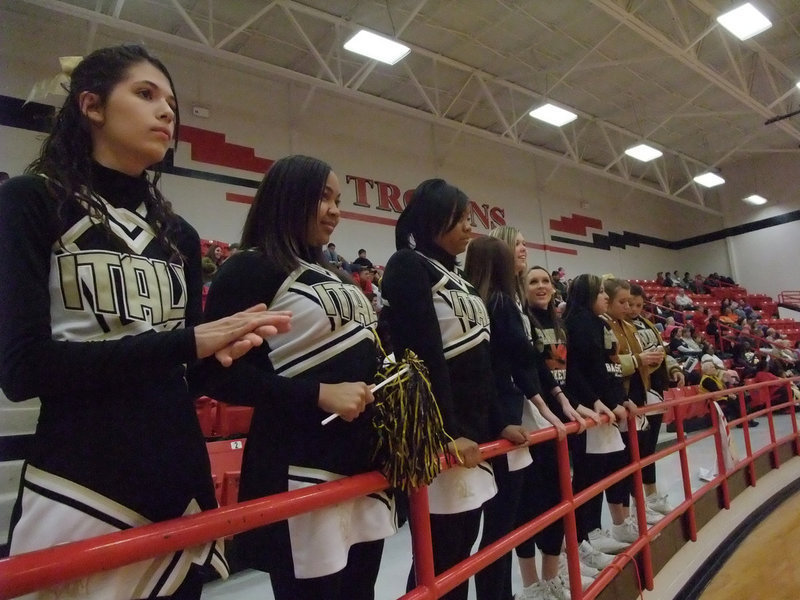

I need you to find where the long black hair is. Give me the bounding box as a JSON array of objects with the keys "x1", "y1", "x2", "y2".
[
  {"x1": 27, "y1": 44, "x2": 182, "y2": 260},
  {"x1": 394, "y1": 178, "x2": 469, "y2": 254},
  {"x1": 563, "y1": 273, "x2": 603, "y2": 321},
  {"x1": 240, "y1": 155, "x2": 332, "y2": 273}
]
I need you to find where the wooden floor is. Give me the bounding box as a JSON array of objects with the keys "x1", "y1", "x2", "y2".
[{"x1": 698, "y1": 490, "x2": 800, "y2": 600}]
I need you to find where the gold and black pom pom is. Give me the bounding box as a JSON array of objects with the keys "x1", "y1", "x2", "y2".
[{"x1": 371, "y1": 350, "x2": 455, "y2": 491}]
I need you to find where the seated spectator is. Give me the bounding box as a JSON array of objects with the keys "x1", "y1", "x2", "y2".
[
  {"x1": 682, "y1": 272, "x2": 693, "y2": 288},
  {"x1": 675, "y1": 288, "x2": 696, "y2": 310},
  {"x1": 662, "y1": 293, "x2": 684, "y2": 323},
  {"x1": 719, "y1": 307, "x2": 738, "y2": 326},
  {"x1": 706, "y1": 315, "x2": 720, "y2": 339},
  {"x1": 669, "y1": 327, "x2": 701, "y2": 359},
  {"x1": 322, "y1": 242, "x2": 347, "y2": 271},
  {"x1": 689, "y1": 274, "x2": 707, "y2": 294},
  {"x1": 352, "y1": 248, "x2": 374, "y2": 269},
  {"x1": 205, "y1": 242, "x2": 225, "y2": 266},
  {"x1": 752, "y1": 359, "x2": 790, "y2": 407},
  {"x1": 699, "y1": 359, "x2": 758, "y2": 428},
  {"x1": 731, "y1": 340, "x2": 758, "y2": 379},
  {"x1": 357, "y1": 265, "x2": 375, "y2": 296},
  {"x1": 664, "y1": 271, "x2": 674, "y2": 287},
  {"x1": 551, "y1": 269, "x2": 568, "y2": 301},
  {"x1": 656, "y1": 271, "x2": 665, "y2": 286}
]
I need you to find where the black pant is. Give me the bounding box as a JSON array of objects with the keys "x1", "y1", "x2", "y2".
[
  {"x1": 270, "y1": 539, "x2": 384, "y2": 600},
  {"x1": 572, "y1": 432, "x2": 630, "y2": 541},
  {"x1": 475, "y1": 456, "x2": 527, "y2": 600},
  {"x1": 408, "y1": 509, "x2": 482, "y2": 600},
  {"x1": 516, "y1": 441, "x2": 563, "y2": 558}
]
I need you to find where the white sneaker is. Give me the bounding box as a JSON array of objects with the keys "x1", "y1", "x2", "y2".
[
  {"x1": 542, "y1": 576, "x2": 569, "y2": 600},
  {"x1": 579, "y1": 539, "x2": 615, "y2": 570},
  {"x1": 631, "y1": 500, "x2": 663, "y2": 525},
  {"x1": 587, "y1": 527, "x2": 629, "y2": 554},
  {"x1": 559, "y1": 551, "x2": 600, "y2": 579},
  {"x1": 646, "y1": 493, "x2": 672, "y2": 515},
  {"x1": 610, "y1": 517, "x2": 639, "y2": 544},
  {"x1": 515, "y1": 581, "x2": 549, "y2": 600}
]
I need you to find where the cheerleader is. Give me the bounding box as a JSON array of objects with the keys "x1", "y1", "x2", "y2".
[
  {"x1": 519, "y1": 266, "x2": 604, "y2": 597},
  {"x1": 202, "y1": 155, "x2": 397, "y2": 600},
  {"x1": 464, "y1": 236, "x2": 565, "y2": 600},
  {"x1": 382, "y1": 179, "x2": 497, "y2": 600},
  {"x1": 600, "y1": 278, "x2": 663, "y2": 540},
  {"x1": 564, "y1": 274, "x2": 631, "y2": 562},
  {"x1": 627, "y1": 284, "x2": 675, "y2": 518},
  {"x1": 0, "y1": 44, "x2": 285, "y2": 599}
]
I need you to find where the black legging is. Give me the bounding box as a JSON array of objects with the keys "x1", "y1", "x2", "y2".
[
  {"x1": 516, "y1": 440, "x2": 564, "y2": 558},
  {"x1": 572, "y1": 432, "x2": 630, "y2": 542},
  {"x1": 475, "y1": 456, "x2": 527, "y2": 600}
]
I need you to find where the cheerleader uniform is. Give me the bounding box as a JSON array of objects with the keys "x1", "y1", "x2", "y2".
[
  {"x1": 0, "y1": 165, "x2": 226, "y2": 599},
  {"x1": 474, "y1": 293, "x2": 540, "y2": 600},
  {"x1": 382, "y1": 247, "x2": 497, "y2": 600},
  {"x1": 202, "y1": 252, "x2": 397, "y2": 600},
  {"x1": 564, "y1": 307, "x2": 626, "y2": 543},
  {"x1": 514, "y1": 306, "x2": 570, "y2": 562},
  {"x1": 602, "y1": 315, "x2": 658, "y2": 512},
  {"x1": 630, "y1": 315, "x2": 669, "y2": 489}
]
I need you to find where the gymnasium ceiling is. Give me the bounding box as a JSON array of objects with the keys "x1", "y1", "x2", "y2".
[{"x1": 9, "y1": 1, "x2": 800, "y2": 213}]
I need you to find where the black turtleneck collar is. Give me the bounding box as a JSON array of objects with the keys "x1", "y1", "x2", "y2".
[
  {"x1": 418, "y1": 242, "x2": 457, "y2": 271},
  {"x1": 90, "y1": 162, "x2": 150, "y2": 209}
]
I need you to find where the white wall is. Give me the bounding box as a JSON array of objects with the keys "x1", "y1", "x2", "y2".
[{"x1": 716, "y1": 154, "x2": 800, "y2": 299}]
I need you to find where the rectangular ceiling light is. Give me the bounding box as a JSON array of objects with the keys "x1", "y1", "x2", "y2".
[
  {"x1": 743, "y1": 194, "x2": 768, "y2": 205},
  {"x1": 693, "y1": 172, "x2": 725, "y2": 188},
  {"x1": 624, "y1": 143, "x2": 663, "y2": 162},
  {"x1": 343, "y1": 30, "x2": 410, "y2": 65},
  {"x1": 717, "y1": 3, "x2": 772, "y2": 40},
  {"x1": 529, "y1": 103, "x2": 577, "y2": 126}
]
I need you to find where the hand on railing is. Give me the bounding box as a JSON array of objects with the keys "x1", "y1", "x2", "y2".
[
  {"x1": 561, "y1": 398, "x2": 588, "y2": 433},
  {"x1": 447, "y1": 437, "x2": 482, "y2": 468},
  {"x1": 594, "y1": 399, "x2": 617, "y2": 423},
  {"x1": 576, "y1": 403, "x2": 601, "y2": 425},
  {"x1": 500, "y1": 425, "x2": 530, "y2": 446}
]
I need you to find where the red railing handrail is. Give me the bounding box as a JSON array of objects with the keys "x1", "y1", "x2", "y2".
[
  {"x1": 778, "y1": 290, "x2": 800, "y2": 306},
  {"x1": 1, "y1": 376, "x2": 798, "y2": 600}
]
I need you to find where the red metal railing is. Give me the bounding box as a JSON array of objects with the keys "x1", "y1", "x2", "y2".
[
  {"x1": 778, "y1": 290, "x2": 800, "y2": 306},
  {"x1": 1, "y1": 377, "x2": 798, "y2": 600}
]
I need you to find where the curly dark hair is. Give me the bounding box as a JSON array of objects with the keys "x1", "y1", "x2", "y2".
[{"x1": 26, "y1": 44, "x2": 183, "y2": 261}]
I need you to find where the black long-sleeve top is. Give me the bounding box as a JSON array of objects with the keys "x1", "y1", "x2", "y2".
[
  {"x1": 528, "y1": 305, "x2": 570, "y2": 415},
  {"x1": 485, "y1": 292, "x2": 542, "y2": 436},
  {"x1": 381, "y1": 248, "x2": 494, "y2": 443},
  {"x1": 564, "y1": 307, "x2": 625, "y2": 410},
  {"x1": 201, "y1": 251, "x2": 380, "y2": 485},
  {"x1": 0, "y1": 165, "x2": 216, "y2": 525}
]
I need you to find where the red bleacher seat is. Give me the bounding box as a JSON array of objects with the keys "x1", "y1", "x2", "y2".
[
  {"x1": 195, "y1": 396, "x2": 217, "y2": 438},
  {"x1": 207, "y1": 438, "x2": 245, "y2": 505},
  {"x1": 214, "y1": 403, "x2": 254, "y2": 437}
]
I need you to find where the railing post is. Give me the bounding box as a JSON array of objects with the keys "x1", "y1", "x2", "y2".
[
  {"x1": 709, "y1": 401, "x2": 731, "y2": 510},
  {"x1": 674, "y1": 402, "x2": 697, "y2": 541},
  {"x1": 737, "y1": 390, "x2": 756, "y2": 487},
  {"x1": 626, "y1": 411, "x2": 653, "y2": 590},
  {"x1": 408, "y1": 486, "x2": 437, "y2": 598},
  {"x1": 766, "y1": 386, "x2": 779, "y2": 468},
  {"x1": 556, "y1": 435, "x2": 583, "y2": 600}
]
